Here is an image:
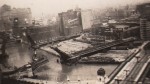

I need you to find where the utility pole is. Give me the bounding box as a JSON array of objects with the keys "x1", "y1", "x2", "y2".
[{"x1": 115, "y1": 78, "x2": 122, "y2": 84}]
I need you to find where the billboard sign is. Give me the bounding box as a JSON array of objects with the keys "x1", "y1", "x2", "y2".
[{"x1": 63, "y1": 10, "x2": 82, "y2": 29}]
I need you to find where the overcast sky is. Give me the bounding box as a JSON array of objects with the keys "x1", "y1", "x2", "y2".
[{"x1": 0, "y1": 0, "x2": 149, "y2": 17}]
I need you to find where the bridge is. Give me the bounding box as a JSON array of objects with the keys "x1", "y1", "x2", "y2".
[
  {"x1": 25, "y1": 29, "x2": 136, "y2": 64},
  {"x1": 50, "y1": 37, "x2": 136, "y2": 64},
  {"x1": 1, "y1": 36, "x2": 149, "y2": 84},
  {"x1": 107, "y1": 41, "x2": 150, "y2": 84},
  {"x1": 2, "y1": 44, "x2": 149, "y2": 84}
]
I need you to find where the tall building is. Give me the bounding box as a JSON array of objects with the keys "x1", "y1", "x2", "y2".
[
  {"x1": 58, "y1": 9, "x2": 82, "y2": 36},
  {"x1": 140, "y1": 19, "x2": 150, "y2": 40},
  {"x1": 0, "y1": 5, "x2": 32, "y2": 36},
  {"x1": 137, "y1": 3, "x2": 150, "y2": 40},
  {"x1": 11, "y1": 8, "x2": 32, "y2": 37},
  {"x1": 0, "y1": 4, "x2": 12, "y2": 31},
  {"x1": 81, "y1": 9, "x2": 94, "y2": 30}
]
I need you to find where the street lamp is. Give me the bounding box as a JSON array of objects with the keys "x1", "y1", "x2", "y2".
[
  {"x1": 115, "y1": 78, "x2": 122, "y2": 84},
  {"x1": 135, "y1": 56, "x2": 140, "y2": 63},
  {"x1": 124, "y1": 70, "x2": 129, "y2": 78}
]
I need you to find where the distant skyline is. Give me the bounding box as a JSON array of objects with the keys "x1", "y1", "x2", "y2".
[{"x1": 0, "y1": 0, "x2": 149, "y2": 17}]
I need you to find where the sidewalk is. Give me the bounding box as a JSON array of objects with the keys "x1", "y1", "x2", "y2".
[{"x1": 19, "y1": 78, "x2": 106, "y2": 84}]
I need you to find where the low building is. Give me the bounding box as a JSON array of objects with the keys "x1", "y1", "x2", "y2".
[
  {"x1": 23, "y1": 25, "x2": 60, "y2": 43},
  {"x1": 81, "y1": 9, "x2": 94, "y2": 30}
]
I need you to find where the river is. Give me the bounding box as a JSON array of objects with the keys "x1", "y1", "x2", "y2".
[{"x1": 5, "y1": 43, "x2": 118, "y2": 82}]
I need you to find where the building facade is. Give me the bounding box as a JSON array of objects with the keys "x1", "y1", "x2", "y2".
[
  {"x1": 140, "y1": 19, "x2": 150, "y2": 40},
  {"x1": 137, "y1": 3, "x2": 150, "y2": 40},
  {"x1": 81, "y1": 9, "x2": 94, "y2": 30},
  {"x1": 0, "y1": 5, "x2": 32, "y2": 37},
  {"x1": 58, "y1": 9, "x2": 83, "y2": 36},
  {"x1": 22, "y1": 25, "x2": 60, "y2": 43}
]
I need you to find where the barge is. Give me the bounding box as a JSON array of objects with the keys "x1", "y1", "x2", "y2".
[{"x1": 79, "y1": 56, "x2": 124, "y2": 64}]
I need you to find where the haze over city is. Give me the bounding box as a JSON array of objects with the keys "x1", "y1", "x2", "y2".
[
  {"x1": 0, "y1": 0, "x2": 150, "y2": 83},
  {"x1": 0, "y1": 0, "x2": 149, "y2": 17}
]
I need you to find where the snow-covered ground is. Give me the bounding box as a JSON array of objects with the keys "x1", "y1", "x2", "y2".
[
  {"x1": 40, "y1": 39, "x2": 93, "y2": 56},
  {"x1": 40, "y1": 46, "x2": 59, "y2": 56},
  {"x1": 57, "y1": 40, "x2": 93, "y2": 54}
]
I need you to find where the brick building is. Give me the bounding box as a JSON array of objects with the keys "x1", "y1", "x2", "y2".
[{"x1": 58, "y1": 9, "x2": 83, "y2": 36}]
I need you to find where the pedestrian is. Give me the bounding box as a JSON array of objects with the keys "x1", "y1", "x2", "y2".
[{"x1": 57, "y1": 59, "x2": 59, "y2": 63}]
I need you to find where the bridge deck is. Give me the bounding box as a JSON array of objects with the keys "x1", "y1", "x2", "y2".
[{"x1": 69, "y1": 37, "x2": 135, "y2": 60}]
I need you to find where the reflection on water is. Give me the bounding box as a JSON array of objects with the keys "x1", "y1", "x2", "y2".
[
  {"x1": 6, "y1": 43, "x2": 32, "y2": 67},
  {"x1": 6, "y1": 43, "x2": 118, "y2": 82}
]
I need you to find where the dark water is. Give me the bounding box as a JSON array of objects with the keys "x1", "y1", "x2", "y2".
[{"x1": 6, "y1": 43, "x2": 118, "y2": 82}]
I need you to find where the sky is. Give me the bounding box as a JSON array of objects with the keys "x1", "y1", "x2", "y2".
[{"x1": 0, "y1": 0, "x2": 149, "y2": 17}]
